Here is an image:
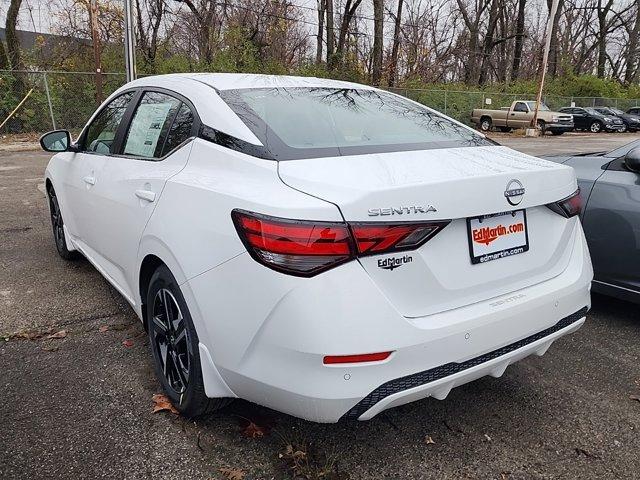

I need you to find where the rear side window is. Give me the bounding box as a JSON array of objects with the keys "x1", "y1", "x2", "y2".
[
  {"x1": 84, "y1": 92, "x2": 135, "y2": 154},
  {"x1": 218, "y1": 87, "x2": 491, "y2": 160},
  {"x1": 513, "y1": 102, "x2": 528, "y2": 113},
  {"x1": 160, "y1": 103, "x2": 195, "y2": 156}
]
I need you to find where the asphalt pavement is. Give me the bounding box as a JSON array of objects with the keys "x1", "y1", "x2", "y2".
[{"x1": 1, "y1": 135, "x2": 639, "y2": 479}]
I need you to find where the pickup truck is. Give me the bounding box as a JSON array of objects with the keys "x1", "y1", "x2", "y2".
[{"x1": 471, "y1": 101, "x2": 574, "y2": 135}]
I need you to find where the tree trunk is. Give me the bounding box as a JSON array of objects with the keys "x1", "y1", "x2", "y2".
[
  {"x1": 335, "y1": 0, "x2": 363, "y2": 67},
  {"x1": 546, "y1": 0, "x2": 564, "y2": 77},
  {"x1": 625, "y1": 0, "x2": 640, "y2": 83},
  {"x1": 478, "y1": 0, "x2": 499, "y2": 85},
  {"x1": 388, "y1": 0, "x2": 403, "y2": 87},
  {"x1": 0, "y1": 41, "x2": 9, "y2": 70},
  {"x1": 512, "y1": 0, "x2": 526, "y2": 79},
  {"x1": 371, "y1": 0, "x2": 384, "y2": 85},
  {"x1": 326, "y1": 0, "x2": 335, "y2": 67},
  {"x1": 5, "y1": 0, "x2": 25, "y2": 97},
  {"x1": 316, "y1": 0, "x2": 325, "y2": 64},
  {"x1": 596, "y1": 0, "x2": 614, "y2": 78}
]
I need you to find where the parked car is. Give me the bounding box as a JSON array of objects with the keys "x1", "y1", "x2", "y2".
[
  {"x1": 40, "y1": 74, "x2": 592, "y2": 422},
  {"x1": 558, "y1": 106, "x2": 625, "y2": 133},
  {"x1": 471, "y1": 100, "x2": 574, "y2": 135},
  {"x1": 544, "y1": 140, "x2": 640, "y2": 304},
  {"x1": 626, "y1": 107, "x2": 640, "y2": 116},
  {"x1": 593, "y1": 107, "x2": 640, "y2": 132}
]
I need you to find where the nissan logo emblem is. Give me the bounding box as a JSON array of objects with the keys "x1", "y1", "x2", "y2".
[{"x1": 504, "y1": 179, "x2": 525, "y2": 206}]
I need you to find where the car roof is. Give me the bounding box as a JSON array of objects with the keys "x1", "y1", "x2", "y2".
[{"x1": 127, "y1": 73, "x2": 375, "y2": 91}]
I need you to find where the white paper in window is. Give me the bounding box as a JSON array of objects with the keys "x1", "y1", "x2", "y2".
[{"x1": 125, "y1": 102, "x2": 173, "y2": 157}]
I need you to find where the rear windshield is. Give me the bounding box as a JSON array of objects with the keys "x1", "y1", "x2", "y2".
[{"x1": 218, "y1": 87, "x2": 492, "y2": 160}]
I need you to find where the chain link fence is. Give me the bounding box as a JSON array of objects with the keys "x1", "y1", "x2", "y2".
[
  {"x1": 3, "y1": 70, "x2": 640, "y2": 135},
  {"x1": 0, "y1": 70, "x2": 126, "y2": 135}
]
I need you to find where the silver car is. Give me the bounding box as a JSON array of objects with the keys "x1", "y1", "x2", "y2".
[{"x1": 546, "y1": 140, "x2": 640, "y2": 303}]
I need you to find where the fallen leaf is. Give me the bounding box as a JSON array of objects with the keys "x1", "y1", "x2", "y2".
[
  {"x1": 630, "y1": 395, "x2": 640, "y2": 403},
  {"x1": 219, "y1": 467, "x2": 246, "y2": 480},
  {"x1": 484, "y1": 433, "x2": 492, "y2": 442},
  {"x1": 152, "y1": 393, "x2": 179, "y2": 414},
  {"x1": 280, "y1": 444, "x2": 307, "y2": 460},
  {"x1": 424, "y1": 435, "x2": 435, "y2": 445},
  {"x1": 47, "y1": 330, "x2": 67, "y2": 339},
  {"x1": 98, "y1": 325, "x2": 109, "y2": 333},
  {"x1": 122, "y1": 339, "x2": 134, "y2": 347},
  {"x1": 42, "y1": 345, "x2": 59, "y2": 352},
  {"x1": 242, "y1": 421, "x2": 268, "y2": 438}
]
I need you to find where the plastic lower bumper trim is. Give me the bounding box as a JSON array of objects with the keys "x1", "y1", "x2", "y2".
[{"x1": 341, "y1": 306, "x2": 588, "y2": 420}]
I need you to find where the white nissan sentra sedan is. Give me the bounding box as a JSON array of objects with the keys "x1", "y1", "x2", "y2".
[{"x1": 40, "y1": 74, "x2": 592, "y2": 422}]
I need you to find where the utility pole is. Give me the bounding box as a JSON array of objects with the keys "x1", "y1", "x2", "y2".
[
  {"x1": 89, "y1": 0, "x2": 103, "y2": 104},
  {"x1": 124, "y1": 0, "x2": 137, "y2": 82},
  {"x1": 531, "y1": 0, "x2": 560, "y2": 131}
]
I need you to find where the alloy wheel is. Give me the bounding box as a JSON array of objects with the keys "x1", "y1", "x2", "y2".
[
  {"x1": 151, "y1": 288, "x2": 193, "y2": 394},
  {"x1": 590, "y1": 122, "x2": 602, "y2": 133}
]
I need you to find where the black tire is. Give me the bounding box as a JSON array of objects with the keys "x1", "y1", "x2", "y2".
[
  {"x1": 146, "y1": 264, "x2": 232, "y2": 417},
  {"x1": 589, "y1": 121, "x2": 603, "y2": 133},
  {"x1": 536, "y1": 120, "x2": 546, "y2": 135},
  {"x1": 499, "y1": 126, "x2": 512, "y2": 133},
  {"x1": 619, "y1": 124, "x2": 627, "y2": 133},
  {"x1": 550, "y1": 131, "x2": 565, "y2": 136},
  {"x1": 46, "y1": 184, "x2": 80, "y2": 260},
  {"x1": 479, "y1": 116, "x2": 492, "y2": 132}
]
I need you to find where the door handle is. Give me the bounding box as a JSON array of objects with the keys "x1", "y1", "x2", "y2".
[
  {"x1": 135, "y1": 189, "x2": 156, "y2": 203},
  {"x1": 83, "y1": 175, "x2": 96, "y2": 186}
]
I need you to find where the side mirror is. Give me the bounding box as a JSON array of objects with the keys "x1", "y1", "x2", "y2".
[
  {"x1": 624, "y1": 147, "x2": 640, "y2": 173},
  {"x1": 40, "y1": 130, "x2": 75, "y2": 152}
]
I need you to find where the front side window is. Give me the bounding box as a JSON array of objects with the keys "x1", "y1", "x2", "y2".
[
  {"x1": 123, "y1": 92, "x2": 184, "y2": 158},
  {"x1": 218, "y1": 88, "x2": 491, "y2": 160},
  {"x1": 84, "y1": 92, "x2": 135, "y2": 154}
]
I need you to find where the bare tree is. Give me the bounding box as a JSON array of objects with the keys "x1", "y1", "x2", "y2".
[
  {"x1": 136, "y1": 0, "x2": 165, "y2": 72},
  {"x1": 388, "y1": 0, "x2": 403, "y2": 87},
  {"x1": 371, "y1": 0, "x2": 384, "y2": 85},
  {"x1": 5, "y1": 0, "x2": 26, "y2": 96},
  {"x1": 316, "y1": 0, "x2": 325, "y2": 64},
  {"x1": 326, "y1": 0, "x2": 335, "y2": 66},
  {"x1": 625, "y1": 0, "x2": 640, "y2": 83}
]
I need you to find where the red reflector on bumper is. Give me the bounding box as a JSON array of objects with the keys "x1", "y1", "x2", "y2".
[{"x1": 323, "y1": 351, "x2": 393, "y2": 364}]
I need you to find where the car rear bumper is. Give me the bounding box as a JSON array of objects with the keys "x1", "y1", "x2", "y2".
[{"x1": 186, "y1": 220, "x2": 592, "y2": 422}]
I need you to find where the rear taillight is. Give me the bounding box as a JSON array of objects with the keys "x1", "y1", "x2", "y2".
[
  {"x1": 232, "y1": 209, "x2": 450, "y2": 277},
  {"x1": 547, "y1": 189, "x2": 581, "y2": 218},
  {"x1": 350, "y1": 222, "x2": 449, "y2": 256}
]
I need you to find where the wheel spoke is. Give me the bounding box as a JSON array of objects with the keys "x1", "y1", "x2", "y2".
[
  {"x1": 173, "y1": 320, "x2": 187, "y2": 345},
  {"x1": 169, "y1": 350, "x2": 186, "y2": 392},
  {"x1": 159, "y1": 341, "x2": 169, "y2": 376},
  {"x1": 162, "y1": 290, "x2": 173, "y2": 331},
  {"x1": 152, "y1": 315, "x2": 168, "y2": 334}
]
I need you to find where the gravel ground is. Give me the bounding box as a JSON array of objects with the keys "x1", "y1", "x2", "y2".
[{"x1": 1, "y1": 142, "x2": 639, "y2": 480}]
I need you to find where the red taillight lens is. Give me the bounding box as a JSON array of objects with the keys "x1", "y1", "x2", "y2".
[
  {"x1": 232, "y1": 210, "x2": 450, "y2": 276},
  {"x1": 350, "y1": 221, "x2": 450, "y2": 256},
  {"x1": 232, "y1": 210, "x2": 354, "y2": 276},
  {"x1": 547, "y1": 189, "x2": 581, "y2": 218}
]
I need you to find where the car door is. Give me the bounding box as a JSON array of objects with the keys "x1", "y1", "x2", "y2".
[
  {"x1": 509, "y1": 102, "x2": 530, "y2": 128},
  {"x1": 569, "y1": 108, "x2": 586, "y2": 129},
  {"x1": 79, "y1": 90, "x2": 199, "y2": 303},
  {"x1": 582, "y1": 156, "x2": 640, "y2": 294},
  {"x1": 61, "y1": 91, "x2": 137, "y2": 241}
]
